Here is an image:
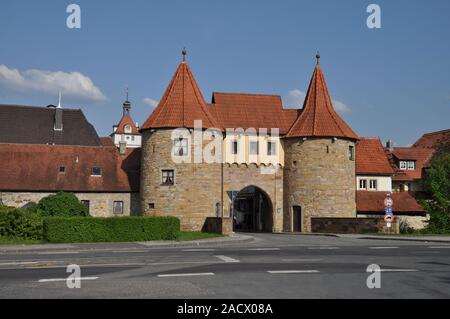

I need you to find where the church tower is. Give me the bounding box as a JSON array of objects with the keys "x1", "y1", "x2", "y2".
[
  {"x1": 283, "y1": 53, "x2": 359, "y2": 232},
  {"x1": 111, "y1": 88, "x2": 142, "y2": 149}
]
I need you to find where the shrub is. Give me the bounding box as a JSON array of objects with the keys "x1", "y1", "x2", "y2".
[
  {"x1": 44, "y1": 216, "x2": 180, "y2": 243},
  {"x1": 37, "y1": 192, "x2": 88, "y2": 217},
  {"x1": 0, "y1": 206, "x2": 43, "y2": 240}
]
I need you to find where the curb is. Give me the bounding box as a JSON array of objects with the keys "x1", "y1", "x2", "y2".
[
  {"x1": 354, "y1": 236, "x2": 450, "y2": 243},
  {"x1": 0, "y1": 234, "x2": 255, "y2": 254}
]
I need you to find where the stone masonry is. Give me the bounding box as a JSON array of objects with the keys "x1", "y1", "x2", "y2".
[{"x1": 283, "y1": 138, "x2": 357, "y2": 232}]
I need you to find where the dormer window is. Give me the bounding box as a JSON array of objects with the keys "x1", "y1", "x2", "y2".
[
  {"x1": 91, "y1": 167, "x2": 102, "y2": 176},
  {"x1": 399, "y1": 161, "x2": 415, "y2": 170},
  {"x1": 124, "y1": 124, "x2": 132, "y2": 133}
]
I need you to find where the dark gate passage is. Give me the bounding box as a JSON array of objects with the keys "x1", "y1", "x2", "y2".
[{"x1": 232, "y1": 186, "x2": 273, "y2": 232}]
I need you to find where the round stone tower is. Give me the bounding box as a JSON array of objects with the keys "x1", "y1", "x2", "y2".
[
  {"x1": 283, "y1": 55, "x2": 358, "y2": 232},
  {"x1": 139, "y1": 51, "x2": 222, "y2": 231}
]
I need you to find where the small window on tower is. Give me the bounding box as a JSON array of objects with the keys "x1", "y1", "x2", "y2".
[
  {"x1": 267, "y1": 141, "x2": 277, "y2": 156},
  {"x1": 124, "y1": 125, "x2": 132, "y2": 133},
  {"x1": 174, "y1": 138, "x2": 188, "y2": 156},
  {"x1": 231, "y1": 140, "x2": 239, "y2": 155},
  {"x1": 348, "y1": 145, "x2": 355, "y2": 161},
  {"x1": 58, "y1": 165, "x2": 65, "y2": 173},
  {"x1": 161, "y1": 169, "x2": 175, "y2": 186}
]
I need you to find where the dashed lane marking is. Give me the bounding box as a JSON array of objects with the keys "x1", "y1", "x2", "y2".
[
  {"x1": 38, "y1": 277, "x2": 98, "y2": 283},
  {"x1": 157, "y1": 272, "x2": 215, "y2": 278},
  {"x1": 214, "y1": 255, "x2": 240, "y2": 263},
  {"x1": 368, "y1": 247, "x2": 399, "y2": 249},
  {"x1": 182, "y1": 249, "x2": 216, "y2": 252},
  {"x1": 268, "y1": 270, "x2": 320, "y2": 274},
  {"x1": 248, "y1": 248, "x2": 280, "y2": 251}
]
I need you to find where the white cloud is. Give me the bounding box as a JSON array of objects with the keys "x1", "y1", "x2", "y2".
[
  {"x1": 284, "y1": 88, "x2": 351, "y2": 113},
  {"x1": 0, "y1": 64, "x2": 107, "y2": 102},
  {"x1": 284, "y1": 89, "x2": 306, "y2": 108},
  {"x1": 333, "y1": 100, "x2": 351, "y2": 113},
  {"x1": 143, "y1": 97, "x2": 159, "y2": 108}
]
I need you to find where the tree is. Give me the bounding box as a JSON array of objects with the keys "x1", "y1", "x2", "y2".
[
  {"x1": 422, "y1": 153, "x2": 450, "y2": 233},
  {"x1": 37, "y1": 192, "x2": 88, "y2": 217}
]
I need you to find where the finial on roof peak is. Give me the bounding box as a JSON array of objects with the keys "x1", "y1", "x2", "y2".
[
  {"x1": 316, "y1": 51, "x2": 321, "y2": 65},
  {"x1": 57, "y1": 91, "x2": 62, "y2": 108},
  {"x1": 182, "y1": 47, "x2": 187, "y2": 63}
]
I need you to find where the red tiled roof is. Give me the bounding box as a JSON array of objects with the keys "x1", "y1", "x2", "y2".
[
  {"x1": 114, "y1": 114, "x2": 139, "y2": 135},
  {"x1": 391, "y1": 147, "x2": 435, "y2": 181},
  {"x1": 413, "y1": 129, "x2": 450, "y2": 150},
  {"x1": 208, "y1": 92, "x2": 300, "y2": 134},
  {"x1": 0, "y1": 144, "x2": 140, "y2": 192},
  {"x1": 99, "y1": 137, "x2": 115, "y2": 147},
  {"x1": 356, "y1": 137, "x2": 394, "y2": 175},
  {"x1": 140, "y1": 62, "x2": 220, "y2": 130},
  {"x1": 285, "y1": 64, "x2": 358, "y2": 139},
  {"x1": 356, "y1": 191, "x2": 425, "y2": 214}
]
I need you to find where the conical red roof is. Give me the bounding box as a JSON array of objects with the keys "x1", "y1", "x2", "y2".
[
  {"x1": 115, "y1": 114, "x2": 139, "y2": 134},
  {"x1": 140, "y1": 62, "x2": 220, "y2": 130},
  {"x1": 286, "y1": 64, "x2": 358, "y2": 139}
]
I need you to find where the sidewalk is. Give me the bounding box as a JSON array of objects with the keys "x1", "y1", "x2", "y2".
[
  {"x1": 0, "y1": 233, "x2": 254, "y2": 254},
  {"x1": 277, "y1": 232, "x2": 450, "y2": 243}
]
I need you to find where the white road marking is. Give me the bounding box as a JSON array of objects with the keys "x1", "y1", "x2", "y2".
[
  {"x1": 38, "y1": 277, "x2": 98, "y2": 283},
  {"x1": 182, "y1": 249, "x2": 216, "y2": 252},
  {"x1": 369, "y1": 247, "x2": 399, "y2": 249},
  {"x1": 282, "y1": 258, "x2": 324, "y2": 262},
  {"x1": 429, "y1": 246, "x2": 450, "y2": 249},
  {"x1": 376, "y1": 269, "x2": 419, "y2": 272},
  {"x1": 150, "y1": 261, "x2": 222, "y2": 266},
  {"x1": 38, "y1": 251, "x2": 80, "y2": 255},
  {"x1": 157, "y1": 272, "x2": 215, "y2": 278},
  {"x1": 248, "y1": 248, "x2": 280, "y2": 251},
  {"x1": 112, "y1": 250, "x2": 150, "y2": 254},
  {"x1": 307, "y1": 247, "x2": 339, "y2": 250},
  {"x1": 215, "y1": 255, "x2": 240, "y2": 263},
  {"x1": 268, "y1": 270, "x2": 319, "y2": 274}
]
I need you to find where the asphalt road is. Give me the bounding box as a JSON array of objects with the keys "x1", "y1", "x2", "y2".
[{"x1": 1, "y1": 233, "x2": 449, "y2": 298}]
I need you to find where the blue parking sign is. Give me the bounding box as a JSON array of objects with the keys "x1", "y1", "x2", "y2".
[{"x1": 385, "y1": 207, "x2": 392, "y2": 215}]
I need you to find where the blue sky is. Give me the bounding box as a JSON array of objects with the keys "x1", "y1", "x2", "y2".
[{"x1": 0, "y1": 0, "x2": 449, "y2": 146}]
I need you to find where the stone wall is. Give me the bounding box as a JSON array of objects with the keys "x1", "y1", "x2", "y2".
[
  {"x1": 223, "y1": 163, "x2": 283, "y2": 232},
  {"x1": 283, "y1": 137, "x2": 357, "y2": 232},
  {"x1": 202, "y1": 217, "x2": 233, "y2": 235},
  {"x1": 0, "y1": 191, "x2": 137, "y2": 217},
  {"x1": 311, "y1": 217, "x2": 400, "y2": 234},
  {"x1": 140, "y1": 129, "x2": 222, "y2": 231}
]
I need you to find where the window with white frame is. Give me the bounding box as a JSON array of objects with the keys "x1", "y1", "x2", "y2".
[
  {"x1": 174, "y1": 138, "x2": 188, "y2": 156},
  {"x1": 124, "y1": 125, "x2": 132, "y2": 133},
  {"x1": 349, "y1": 145, "x2": 355, "y2": 161},
  {"x1": 359, "y1": 179, "x2": 367, "y2": 190},
  {"x1": 399, "y1": 161, "x2": 407, "y2": 170},
  {"x1": 249, "y1": 141, "x2": 259, "y2": 155},
  {"x1": 267, "y1": 141, "x2": 276, "y2": 156},
  {"x1": 407, "y1": 161, "x2": 415, "y2": 170},
  {"x1": 369, "y1": 179, "x2": 377, "y2": 190}
]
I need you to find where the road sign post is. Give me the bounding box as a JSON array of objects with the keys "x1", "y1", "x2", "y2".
[{"x1": 384, "y1": 194, "x2": 394, "y2": 233}]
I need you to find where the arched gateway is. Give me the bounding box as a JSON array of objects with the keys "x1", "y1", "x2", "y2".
[{"x1": 232, "y1": 185, "x2": 273, "y2": 232}]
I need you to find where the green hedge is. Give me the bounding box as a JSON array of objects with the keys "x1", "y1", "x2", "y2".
[
  {"x1": 44, "y1": 216, "x2": 180, "y2": 243},
  {"x1": 37, "y1": 192, "x2": 88, "y2": 217},
  {"x1": 0, "y1": 206, "x2": 43, "y2": 240}
]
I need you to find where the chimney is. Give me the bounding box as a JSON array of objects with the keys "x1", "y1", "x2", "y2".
[
  {"x1": 54, "y1": 108, "x2": 63, "y2": 131},
  {"x1": 135, "y1": 122, "x2": 139, "y2": 129},
  {"x1": 386, "y1": 139, "x2": 394, "y2": 151},
  {"x1": 119, "y1": 141, "x2": 127, "y2": 156},
  {"x1": 54, "y1": 92, "x2": 63, "y2": 131}
]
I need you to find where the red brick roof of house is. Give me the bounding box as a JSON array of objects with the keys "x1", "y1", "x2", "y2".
[
  {"x1": 0, "y1": 144, "x2": 140, "y2": 192},
  {"x1": 209, "y1": 92, "x2": 300, "y2": 134},
  {"x1": 413, "y1": 129, "x2": 450, "y2": 150},
  {"x1": 356, "y1": 137, "x2": 394, "y2": 175},
  {"x1": 391, "y1": 147, "x2": 435, "y2": 181},
  {"x1": 356, "y1": 191, "x2": 425, "y2": 215},
  {"x1": 285, "y1": 63, "x2": 358, "y2": 140},
  {"x1": 99, "y1": 137, "x2": 115, "y2": 147},
  {"x1": 114, "y1": 114, "x2": 140, "y2": 135},
  {"x1": 140, "y1": 61, "x2": 220, "y2": 131}
]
